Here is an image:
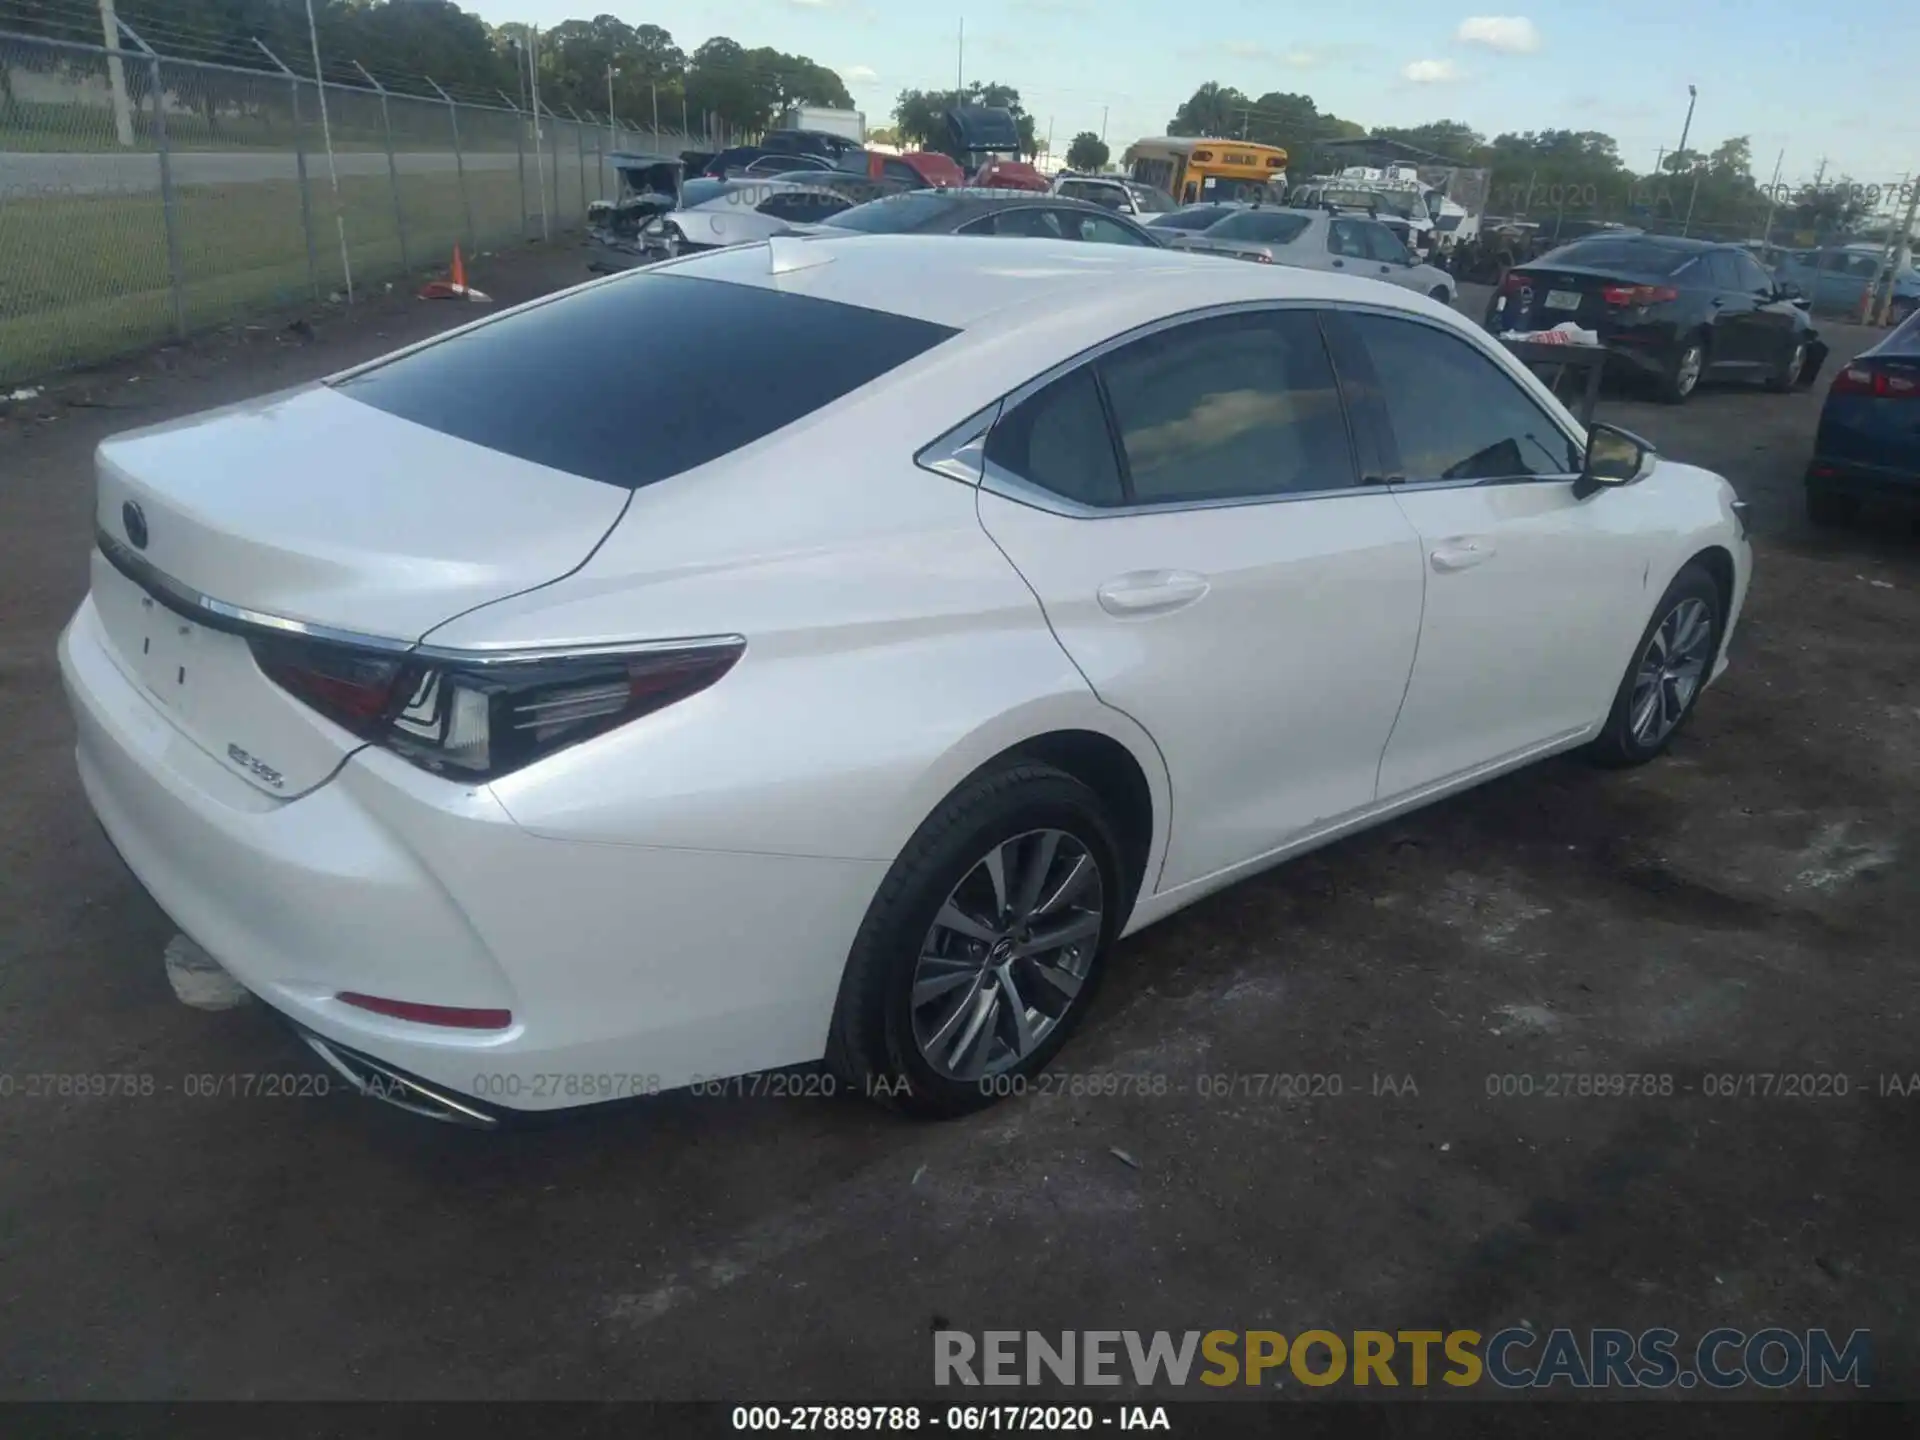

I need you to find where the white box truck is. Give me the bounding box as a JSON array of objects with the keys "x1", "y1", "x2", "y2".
[{"x1": 779, "y1": 105, "x2": 865, "y2": 143}]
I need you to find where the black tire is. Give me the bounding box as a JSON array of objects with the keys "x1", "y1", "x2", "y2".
[
  {"x1": 826, "y1": 761, "x2": 1126, "y2": 1119},
  {"x1": 1806, "y1": 488, "x2": 1860, "y2": 527},
  {"x1": 1658, "y1": 333, "x2": 1707, "y2": 404},
  {"x1": 1429, "y1": 285, "x2": 1451, "y2": 303},
  {"x1": 1586, "y1": 563, "x2": 1724, "y2": 769},
  {"x1": 1767, "y1": 337, "x2": 1808, "y2": 393}
]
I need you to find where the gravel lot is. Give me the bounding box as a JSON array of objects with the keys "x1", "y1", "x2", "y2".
[{"x1": 1, "y1": 253, "x2": 1915, "y2": 1402}]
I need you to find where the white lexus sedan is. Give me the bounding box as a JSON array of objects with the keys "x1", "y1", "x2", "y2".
[{"x1": 58, "y1": 235, "x2": 1751, "y2": 1127}]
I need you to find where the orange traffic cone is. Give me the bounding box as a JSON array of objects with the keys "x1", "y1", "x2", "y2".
[{"x1": 418, "y1": 243, "x2": 491, "y2": 303}]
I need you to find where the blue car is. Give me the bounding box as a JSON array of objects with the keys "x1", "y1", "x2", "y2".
[
  {"x1": 1774, "y1": 244, "x2": 1919, "y2": 322},
  {"x1": 1805, "y1": 306, "x2": 1920, "y2": 524}
]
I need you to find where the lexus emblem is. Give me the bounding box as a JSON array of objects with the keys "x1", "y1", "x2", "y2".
[{"x1": 122, "y1": 499, "x2": 148, "y2": 551}]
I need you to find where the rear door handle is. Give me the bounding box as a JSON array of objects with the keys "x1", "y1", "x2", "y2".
[
  {"x1": 1331, "y1": 259, "x2": 1345, "y2": 268},
  {"x1": 1430, "y1": 538, "x2": 1496, "y2": 572},
  {"x1": 1097, "y1": 569, "x2": 1210, "y2": 616}
]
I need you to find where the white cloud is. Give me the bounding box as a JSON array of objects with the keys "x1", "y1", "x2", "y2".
[
  {"x1": 1402, "y1": 58, "x2": 1463, "y2": 83},
  {"x1": 840, "y1": 64, "x2": 877, "y2": 84},
  {"x1": 1456, "y1": 16, "x2": 1541, "y2": 53}
]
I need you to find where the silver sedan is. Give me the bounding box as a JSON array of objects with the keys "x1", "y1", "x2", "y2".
[{"x1": 1165, "y1": 206, "x2": 1458, "y2": 304}]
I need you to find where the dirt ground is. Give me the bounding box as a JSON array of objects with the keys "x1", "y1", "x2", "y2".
[{"x1": 1, "y1": 250, "x2": 1916, "y2": 1402}]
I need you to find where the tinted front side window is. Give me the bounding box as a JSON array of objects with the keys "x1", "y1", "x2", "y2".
[
  {"x1": 1070, "y1": 213, "x2": 1154, "y2": 246},
  {"x1": 1328, "y1": 220, "x2": 1369, "y2": 258},
  {"x1": 1098, "y1": 310, "x2": 1355, "y2": 503},
  {"x1": 1705, "y1": 252, "x2": 1744, "y2": 289},
  {"x1": 1346, "y1": 313, "x2": 1579, "y2": 481},
  {"x1": 1361, "y1": 224, "x2": 1411, "y2": 265},
  {"x1": 990, "y1": 208, "x2": 1069, "y2": 238},
  {"x1": 335, "y1": 274, "x2": 955, "y2": 490},
  {"x1": 985, "y1": 367, "x2": 1125, "y2": 507}
]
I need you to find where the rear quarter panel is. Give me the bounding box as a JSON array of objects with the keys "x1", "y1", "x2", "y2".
[{"x1": 422, "y1": 378, "x2": 1172, "y2": 888}]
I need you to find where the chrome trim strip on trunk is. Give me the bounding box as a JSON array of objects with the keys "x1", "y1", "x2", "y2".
[{"x1": 94, "y1": 528, "x2": 746, "y2": 668}]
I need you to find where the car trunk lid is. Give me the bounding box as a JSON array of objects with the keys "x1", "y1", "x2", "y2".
[
  {"x1": 91, "y1": 383, "x2": 631, "y2": 796},
  {"x1": 1495, "y1": 261, "x2": 1685, "y2": 332}
]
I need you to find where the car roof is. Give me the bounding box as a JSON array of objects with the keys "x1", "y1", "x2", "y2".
[{"x1": 652, "y1": 231, "x2": 1457, "y2": 332}]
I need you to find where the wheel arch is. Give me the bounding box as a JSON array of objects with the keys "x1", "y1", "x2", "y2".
[
  {"x1": 890, "y1": 702, "x2": 1171, "y2": 925},
  {"x1": 1683, "y1": 542, "x2": 1737, "y2": 663}
]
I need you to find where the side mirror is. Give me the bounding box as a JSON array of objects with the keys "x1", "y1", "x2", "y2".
[{"x1": 1573, "y1": 422, "x2": 1653, "y2": 500}]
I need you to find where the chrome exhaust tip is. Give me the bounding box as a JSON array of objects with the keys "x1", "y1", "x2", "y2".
[{"x1": 300, "y1": 1031, "x2": 500, "y2": 1130}]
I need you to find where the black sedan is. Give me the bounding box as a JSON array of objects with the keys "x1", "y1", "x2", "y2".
[
  {"x1": 801, "y1": 188, "x2": 1166, "y2": 247},
  {"x1": 1805, "y1": 307, "x2": 1920, "y2": 526},
  {"x1": 1485, "y1": 233, "x2": 1823, "y2": 404}
]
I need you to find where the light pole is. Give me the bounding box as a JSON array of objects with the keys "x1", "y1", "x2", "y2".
[
  {"x1": 1676, "y1": 84, "x2": 1697, "y2": 167},
  {"x1": 606, "y1": 64, "x2": 618, "y2": 146}
]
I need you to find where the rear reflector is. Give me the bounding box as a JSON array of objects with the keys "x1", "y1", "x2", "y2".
[
  {"x1": 1601, "y1": 284, "x2": 1679, "y2": 306},
  {"x1": 337, "y1": 993, "x2": 513, "y2": 1029}
]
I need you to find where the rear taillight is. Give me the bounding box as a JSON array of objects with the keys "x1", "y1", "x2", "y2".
[
  {"x1": 1831, "y1": 364, "x2": 1920, "y2": 398},
  {"x1": 1601, "y1": 284, "x2": 1679, "y2": 306},
  {"x1": 1498, "y1": 270, "x2": 1534, "y2": 294},
  {"x1": 248, "y1": 633, "x2": 745, "y2": 780}
]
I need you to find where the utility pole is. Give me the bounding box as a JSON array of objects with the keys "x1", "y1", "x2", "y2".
[
  {"x1": 303, "y1": 0, "x2": 351, "y2": 301},
  {"x1": 1675, "y1": 84, "x2": 1696, "y2": 165},
  {"x1": 1874, "y1": 173, "x2": 1918, "y2": 325},
  {"x1": 956, "y1": 18, "x2": 964, "y2": 93},
  {"x1": 651, "y1": 82, "x2": 660, "y2": 136},
  {"x1": 1101, "y1": 105, "x2": 1108, "y2": 144},
  {"x1": 606, "y1": 65, "x2": 617, "y2": 147},
  {"x1": 96, "y1": 0, "x2": 134, "y2": 146},
  {"x1": 528, "y1": 26, "x2": 548, "y2": 240},
  {"x1": 1760, "y1": 146, "x2": 1785, "y2": 248}
]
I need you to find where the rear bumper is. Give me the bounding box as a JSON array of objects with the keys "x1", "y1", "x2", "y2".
[
  {"x1": 59, "y1": 594, "x2": 886, "y2": 1115},
  {"x1": 1806, "y1": 457, "x2": 1920, "y2": 498}
]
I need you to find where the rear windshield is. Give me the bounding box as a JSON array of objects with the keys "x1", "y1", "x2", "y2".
[
  {"x1": 334, "y1": 274, "x2": 955, "y2": 490},
  {"x1": 1543, "y1": 239, "x2": 1695, "y2": 275},
  {"x1": 1151, "y1": 205, "x2": 1236, "y2": 231},
  {"x1": 825, "y1": 191, "x2": 963, "y2": 232},
  {"x1": 1206, "y1": 211, "x2": 1311, "y2": 244}
]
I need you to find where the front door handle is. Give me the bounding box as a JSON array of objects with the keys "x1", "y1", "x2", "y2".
[
  {"x1": 1430, "y1": 538, "x2": 1496, "y2": 572},
  {"x1": 1097, "y1": 569, "x2": 1210, "y2": 616},
  {"x1": 1331, "y1": 259, "x2": 1345, "y2": 268}
]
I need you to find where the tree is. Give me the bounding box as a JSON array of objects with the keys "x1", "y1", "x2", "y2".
[
  {"x1": 1368, "y1": 120, "x2": 1484, "y2": 162},
  {"x1": 894, "y1": 81, "x2": 1038, "y2": 162},
  {"x1": 867, "y1": 124, "x2": 901, "y2": 147},
  {"x1": 1165, "y1": 82, "x2": 1249, "y2": 137},
  {"x1": 1065, "y1": 132, "x2": 1109, "y2": 171}
]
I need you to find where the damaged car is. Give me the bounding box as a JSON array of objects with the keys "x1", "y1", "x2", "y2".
[{"x1": 586, "y1": 152, "x2": 685, "y2": 273}]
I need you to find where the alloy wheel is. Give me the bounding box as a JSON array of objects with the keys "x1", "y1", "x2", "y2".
[
  {"x1": 909, "y1": 829, "x2": 1105, "y2": 1081},
  {"x1": 1630, "y1": 597, "x2": 1714, "y2": 747},
  {"x1": 1675, "y1": 344, "x2": 1703, "y2": 397}
]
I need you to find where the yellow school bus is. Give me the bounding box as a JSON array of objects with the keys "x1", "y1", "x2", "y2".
[{"x1": 1124, "y1": 136, "x2": 1289, "y2": 205}]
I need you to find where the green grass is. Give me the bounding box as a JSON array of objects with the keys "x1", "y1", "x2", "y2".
[
  {"x1": 0, "y1": 99, "x2": 394, "y2": 154},
  {"x1": 0, "y1": 162, "x2": 600, "y2": 384}
]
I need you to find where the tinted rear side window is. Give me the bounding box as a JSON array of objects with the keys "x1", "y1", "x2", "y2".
[{"x1": 335, "y1": 274, "x2": 955, "y2": 489}]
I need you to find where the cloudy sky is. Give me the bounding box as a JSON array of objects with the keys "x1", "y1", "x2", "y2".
[{"x1": 467, "y1": 0, "x2": 1919, "y2": 186}]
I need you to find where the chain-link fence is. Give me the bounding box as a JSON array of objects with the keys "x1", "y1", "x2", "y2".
[{"x1": 0, "y1": 27, "x2": 693, "y2": 385}]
